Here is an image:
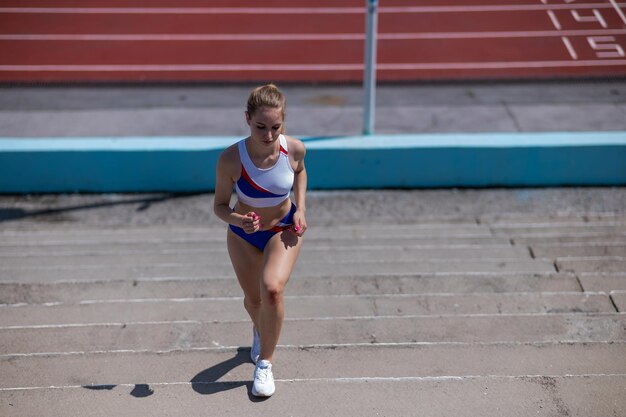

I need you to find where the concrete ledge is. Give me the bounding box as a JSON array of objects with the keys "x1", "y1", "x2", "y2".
[{"x1": 1, "y1": 132, "x2": 625, "y2": 192}]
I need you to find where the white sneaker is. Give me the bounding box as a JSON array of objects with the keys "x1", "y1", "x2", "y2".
[
  {"x1": 252, "y1": 359, "x2": 275, "y2": 397},
  {"x1": 251, "y1": 327, "x2": 260, "y2": 364}
]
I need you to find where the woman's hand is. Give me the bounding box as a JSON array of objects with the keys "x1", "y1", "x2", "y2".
[
  {"x1": 291, "y1": 210, "x2": 307, "y2": 237},
  {"x1": 241, "y1": 212, "x2": 261, "y2": 234}
]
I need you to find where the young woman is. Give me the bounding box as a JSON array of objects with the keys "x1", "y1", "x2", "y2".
[{"x1": 213, "y1": 84, "x2": 307, "y2": 397}]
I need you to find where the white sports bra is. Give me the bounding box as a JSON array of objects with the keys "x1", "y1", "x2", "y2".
[{"x1": 235, "y1": 135, "x2": 295, "y2": 208}]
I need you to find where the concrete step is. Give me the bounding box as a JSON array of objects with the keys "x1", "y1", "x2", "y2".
[
  {"x1": 557, "y1": 258, "x2": 626, "y2": 274},
  {"x1": 0, "y1": 273, "x2": 582, "y2": 304},
  {"x1": 579, "y1": 273, "x2": 626, "y2": 292},
  {"x1": 0, "y1": 258, "x2": 557, "y2": 282},
  {"x1": 2, "y1": 314, "x2": 624, "y2": 355},
  {"x1": 0, "y1": 293, "x2": 614, "y2": 326},
  {"x1": 531, "y1": 244, "x2": 626, "y2": 258},
  {"x1": 2, "y1": 342, "x2": 624, "y2": 389},
  {"x1": 479, "y1": 213, "x2": 626, "y2": 224},
  {"x1": 1, "y1": 209, "x2": 623, "y2": 416},
  {"x1": 491, "y1": 224, "x2": 626, "y2": 237},
  {"x1": 0, "y1": 246, "x2": 532, "y2": 268},
  {"x1": 1, "y1": 374, "x2": 624, "y2": 417},
  {"x1": 513, "y1": 235, "x2": 626, "y2": 246}
]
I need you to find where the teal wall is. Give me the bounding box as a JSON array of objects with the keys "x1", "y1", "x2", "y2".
[{"x1": 1, "y1": 132, "x2": 625, "y2": 193}]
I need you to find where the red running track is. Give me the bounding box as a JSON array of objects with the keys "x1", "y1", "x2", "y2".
[{"x1": 0, "y1": 0, "x2": 625, "y2": 82}]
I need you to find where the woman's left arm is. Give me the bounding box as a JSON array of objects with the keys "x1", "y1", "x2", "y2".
[{"x1": 291, "y1": 137, "x2": 307, "y2": 237}]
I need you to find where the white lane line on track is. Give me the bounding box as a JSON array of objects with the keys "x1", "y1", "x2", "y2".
[
  {"x1": 547, "y1": 10, "x2": 562, "y2": 30},
  {"x1": 562, "y1": 36, "x2": 579, "y2": 59},
  {"x1": 1, "y1": 30, "x2": 625, "y2": 41},
  {"x1": 2, "y1": 374, "x2": 626, "y2": 392},
  {"x1": 1, "y1": 60, "x2": 626, "y2": 72},
  {"x1": 609, "y1": 0, "x2": 626, "y2": 26},
  {"x1": 1, "y1": 4, "x2": 625, "y2": 14},
  {"x1": 0, "y1": 7, "x2": 366, "y2": 14},
  {"x1": 376, "y1": 60, "x2": 626, "y2": 69}
]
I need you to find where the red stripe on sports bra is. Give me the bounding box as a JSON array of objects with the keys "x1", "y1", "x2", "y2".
[
  {"x1": 279, "y1": 145, "x2": 288, "y2": 156},
  {"x1": 240, "y1": 165, "x2": 269, "y2": 193}
]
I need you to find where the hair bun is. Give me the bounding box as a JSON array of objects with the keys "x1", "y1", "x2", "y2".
[{"x1": 247, "y1": 84, "x2": 287, "y2": 120}]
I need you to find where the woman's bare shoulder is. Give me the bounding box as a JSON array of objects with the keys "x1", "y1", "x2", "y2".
[
  {"x1": 285, "y1": 135, "x2": 306, "y2": 159},
  {"x1": 217, "y1": 142, "x2": 241, "y2": 174}
]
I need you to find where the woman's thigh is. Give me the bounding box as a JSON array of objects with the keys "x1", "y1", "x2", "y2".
[
  {"x1": 227, "y1": 228, "x2": 264, "y2": 299},
  {"x1": 262, "y1": 230, "x2": 303, "y2": 290}
]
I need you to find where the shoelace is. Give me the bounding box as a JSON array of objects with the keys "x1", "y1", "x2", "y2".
[{"x1": 256, "y1": 365, "x2": 272, "y2": 382}]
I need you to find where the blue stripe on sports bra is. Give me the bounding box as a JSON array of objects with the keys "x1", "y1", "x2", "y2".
[{"x1": 236, "y1": 165, "x2": 288, "y2": 200}]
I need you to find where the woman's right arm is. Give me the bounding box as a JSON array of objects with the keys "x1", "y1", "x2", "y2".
[
  {"x1": 213, "y1": 147, "x2": 260, "y2": 232},
  {"x1": 214, "y1": 147, "x2": 243, "y2": 225}
]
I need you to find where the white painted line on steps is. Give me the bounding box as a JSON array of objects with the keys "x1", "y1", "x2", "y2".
[
  {"x1": 0, "y1": 291, "x2": 611, "y2": 308},
  {"x1": 0, "y1": 223, "x2": 475, "y2": 230},
  {"x1": 0, "y1": 270, "x2": 579, "y2": 285},
  {"x1": 0, "y1": 257, "x2": 550, "y2": 271},
  {"x1": 282, "y1": 373, "x2": 626, "y2": 383},
  {"x1": 490, "y1": 221, "x2": 626, "y2": 228},
  {"x1": 0, "y1": 225, "x2": 489, "y2": 235},
  {"x1": 0, "y1": 223, "x2": 485, "y2": 233},
  {"x1": 555, "y1": 256, "x2": 626, "y2": 261},
  {"x1": 0, "y1": 236, "x2": 497, "y2": 246},
  {"x1": 2, "y1": 340, "x2": 623, "y2": 359},
  {"x1": 48, "y1": 276, "x2": 234, "y2": 284},
  {"x1": 2, "y1": 233, "x2": 488, "y2": 240},
  {"x1": 1, "y1": 312, "x2": 623, "y2": 330},
  {"x1": 2, "y1": 373, "x2": 626, "y2": 392},
  {"x1": 500, "y1": 232, "x2": 626, "y2": 238},
  {"x1": 529, "y1": 242, "x2": 626, "y2": 248},
  {"x1": 0, "y1": 243, "x2": 521, "y2": 257}
]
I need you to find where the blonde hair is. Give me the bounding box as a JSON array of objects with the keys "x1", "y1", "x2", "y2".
[{"x1": 246, "y1": 84, "x2": 286, "y2": 120}]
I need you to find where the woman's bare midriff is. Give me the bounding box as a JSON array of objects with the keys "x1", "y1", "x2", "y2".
[{"x1": 234, "y1": 198, "x2": 293, "y2": 231}]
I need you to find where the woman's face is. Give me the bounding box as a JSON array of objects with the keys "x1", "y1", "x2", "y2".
[{"x1": 246, "y1": 106, "x2": 284, "y2": 146}]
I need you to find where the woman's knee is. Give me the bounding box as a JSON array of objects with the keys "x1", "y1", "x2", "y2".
[{"x1": 261, "y1": 280, "x2": 286, "y2": 306}]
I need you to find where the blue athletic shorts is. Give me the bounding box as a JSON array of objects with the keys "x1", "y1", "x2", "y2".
[{"x1": 229, "y1": 203, "x2": 297, "y2": 251}]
